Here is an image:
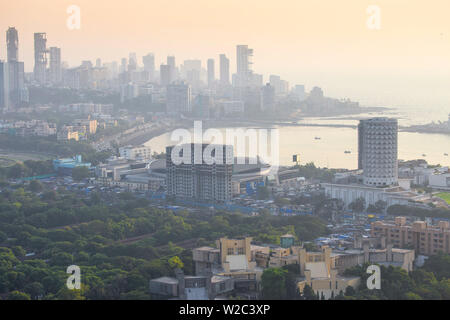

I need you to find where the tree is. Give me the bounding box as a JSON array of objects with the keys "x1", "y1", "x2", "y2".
[
  {"x1": 349, "y1": 197, "x2": 366, "y2": 213},
  {"x1": 72, "y1": 166, "x2": 90, "y2": 181},
  {"x1": 168, "y1": 256, "x2": 184, "y2": 270},
  {"x1": 261, "y1": 268, "x2": 288, "y2": 299},
  {"x1": 29, "y1": 180, "x2": 44, "y2": 193},
  {"x1": 7, "y1": 290, "x2": 31, "y2": 300},
  {"x1": 256, "y1": 186, "x2": 270, "y2": 200}
]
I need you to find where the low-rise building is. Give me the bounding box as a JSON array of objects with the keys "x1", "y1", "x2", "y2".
[
  {"x1": 372, "y1": 216, "x2": 450, "y2": 256},
  {"x1": 53, "y1": 155, "x2": 91, "y2": 176},
  {"x1": 119, "y1": 145, "x2": 152, "y2": 160}
]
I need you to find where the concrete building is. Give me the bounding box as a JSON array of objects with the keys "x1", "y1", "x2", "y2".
[
  {"x1": 217, "y1": 100, "x2": 244, "y2": 115},
  {"x1": 57, "y1": 126, "x2": 79, "y2": 141},
  {"x1": 261, "y1": 83, "x2": 275, "y2": 111},
  {"x1": 193, "y1": 237, "x2": 263, "y2": 297},
  {"x1": 166, "y1": 144, "x2": 233, "y2": 203},
  {"x1": 6, "y1": 27, "x2": 19, "y2": 63},
  {"x1": 323, "y1": 183, "x2": 424, "y2": 208},
  {"x1": 429, "y1": 172, "x2": 450, "y2": 190},
  {"x1": 53, "y1": 155, "x2": 91, "y2": 176},
  {"x1": 166, "y1": 82, "x2": 192, "y2": 114},
  {"x1": 142, "y1": 53, "x2": 155, "y2": 81},
  {"x1": 149, "y1": 269, "x2": 234, "y2": 300},
  {"x1": 34, "y1": 33, "x2": 48, "y2": 84},
  {"x1": 296, "y1": 246, "x2": 360, "y2": 299},
  {"x1": 235, "y1": 45, "x2": 253, "y2": 87},
  {"x1": 219, "y1": 54, "x2": 230, "y2": 85},
  {"x1": 207, "y1": 58, "x2": 215, "y2": 88},
  {"x1": 119, "y1": 145, "x2": 152, "y2": 160},
  {"x1": 49, "y1": 47, "x2": 62, "y2": 85},
  {"x1": 372, "y1": 217, "x2": 450, "y2": 256},
  {"x1": 160, "y1": 64, "x2": 172, "y2": 86},
  {"x1": 358, "y1": 118, "x2": 398, "y2": 186}
]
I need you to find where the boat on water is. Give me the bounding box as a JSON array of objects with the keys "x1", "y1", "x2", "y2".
[
  {"x1": 445, "y1": 153, "x2": 449, "y2": 156},
  {"x1": 315, "y1": 137, "x2": 321, "y2": 140},
  {"x1": 344, "y1": 151, "x2": 351, "y2": 154}
]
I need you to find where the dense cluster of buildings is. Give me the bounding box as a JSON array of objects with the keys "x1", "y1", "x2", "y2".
[
  {"x1": 2, "y1": 27, "x2": 310, "y2": 119},
  {"x1": 149, "y1": 235, "x2": 415, "y2": 300},
  {"x1": 0, "y1": 119, "x2": 56, "y2": 137}
]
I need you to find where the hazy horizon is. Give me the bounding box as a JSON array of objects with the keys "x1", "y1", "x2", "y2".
[{"x1": 1, "y1": 0, "x2": 449, "y2": 116}]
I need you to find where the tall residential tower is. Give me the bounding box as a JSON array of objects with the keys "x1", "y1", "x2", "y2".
[
  {"x1": 358, "y1": 118, "x2": 398, "y2": 186},
  {"x1": 34, "y1": 33, "x2": 48, "y2": 84}
]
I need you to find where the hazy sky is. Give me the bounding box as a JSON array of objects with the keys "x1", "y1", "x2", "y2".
[{"x1": 1, "y1": 0, "x2": 449, "y2": 110}]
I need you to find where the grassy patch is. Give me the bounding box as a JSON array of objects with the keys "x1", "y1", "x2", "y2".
[{"x1": 436, "y1": 193, "x2": 450, "y2": 205}]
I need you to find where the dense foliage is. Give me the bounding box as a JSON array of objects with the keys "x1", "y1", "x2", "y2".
[
  {"x1": 387, "y1": 204, "x2": 450, "y2": 219},
  {"x1": 0, "y1": 187, "x2": 329, "y2": 300}
]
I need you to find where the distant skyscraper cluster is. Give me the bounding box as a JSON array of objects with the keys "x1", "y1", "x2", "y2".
[
  {"x1": 0, "y1": 27, "x2": 28, "y2": 110},
  {"x1": 1, "y1": 26, "x2": 303, "y2": 118}
]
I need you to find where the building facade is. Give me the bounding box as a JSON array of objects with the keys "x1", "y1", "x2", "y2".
[
  {"x1": 166, "y1": 144, "x2": 233, "y2": 203},
  {"x1": 358, "y1": 118, "x2": 398, "y2": 186},
  {"x1": 372, "y1": 217, "x2": 450, "y2": 256}
]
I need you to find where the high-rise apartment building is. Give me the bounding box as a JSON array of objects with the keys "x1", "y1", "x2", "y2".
[
  {"x1": 34, "y1": 33, "x2": 48, "y2": 84},
  {"x1": 0, "y1": 61, "x2": 7, "y2": 109},
  {"x1": 358, "y1": 118, "x2": 398, "y2": 186},
  {"x1": 6, "y1": 27, "x2": 19, "y2": 63},
  {"x1": 128, "y1": 52, "x2": 137, "y2": 71},
  {"x1": 219, "y1": 54, "x2": 230, "y2": 85},
  {"x1": 207, "y1": 58, "x2": 215, "y2": 88},
  {"x1": 49, "y1": 47, "x2": 62, "y2": 85},
  {"x1": 166, "y1": 82, "x2": 191, "y2": 114},
  {"x1": 143, "y1": 53, "x2": 155, "y2": 81},
  {"x1": 167, "y1": 55, "x2": 176, "y2": 81},
  {"x1": 160, "y1": 64, "x2": 172, "y2": 86},
  {"x1": 236, "y1": 45, "x2": 253, "y2": 87},
  {"x1": 166, "y1": 143, "x2": 233, "y2": 203},
  {"x1": 261, "y1": 83, "x2": 275, "y2": 111}
]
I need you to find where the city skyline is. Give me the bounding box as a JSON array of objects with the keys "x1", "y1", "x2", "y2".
[{"x1": 1, "y1": 0, "x2": 450, "y2": 112}]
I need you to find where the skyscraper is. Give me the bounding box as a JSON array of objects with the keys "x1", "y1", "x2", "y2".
[
  {"x1": 166, "y1": 143, "x2": 233, "y2": 203},
  {"x1": 49, "y1": 47, "x2": 62, "y2": 85},
  {"x1": 207, "y1": 58, "x2": 215, "y2": 88},
  {"x1": 6, "y1": 27, "x2": 19, "y2": 63},
  {"x1": 0, "y1": 61, "x2": 7, "y2": 109},
  {"x1": 167, "y1": 56, "x2": 177, "y2": 81},
  {"x1": 143, "y1": 53, "x2": 155, "y2": 81},
  {"x1": 160, "y1": 64, "x2": 172, "y2": 86},
  {"x1": 261, "y1": 83, "x2": 275, "y2": 111},
  {"x1": 236, "y1": 45, "x2": 253, "y2": 87},
  {"x1": 219, "y1": 54, "x2": 230, "y2": 85},
  {"x1": 34, "y1": 33, "x2": 48, "y2": 84},
  {"x1": 166, "y1": 82, "x2": 191, "y2": 114},
  {"x1": 120, "y1": 58, "x2": 127, "y2": 74},
  {"x1": 128, "y1": 53, "x2": 137, "y2": 71},
  {"x1": 7, "y1": 60, "x2": 25, "y2": 107},
  {"x1": 358, "y1": 118, "x2": 398, "y2": 186}
]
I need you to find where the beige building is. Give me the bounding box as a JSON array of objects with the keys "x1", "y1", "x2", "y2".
[
  {"x1": 372, "y1": 217, "x2": 450, "y2": 256},
  {"x1": 193, "y1": 237, "x2": 263, "y2": 297},
  {"x1": 57, "y1": 126, "x2": 79, "y2": 141},
  {"x1": 296, "y1": 246, "x2": 360, "y2": 299}
]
